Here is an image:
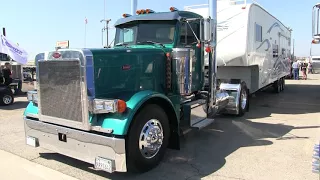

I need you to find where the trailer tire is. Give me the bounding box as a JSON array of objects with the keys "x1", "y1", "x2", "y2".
[
  {"x1": 281, "y1": 78, "x2": 285, "y2": 91},
  {"x1": 273, "y1": 80, "x2": 281, "y2": 93},
  {"x1": 126, "y1": 104, "x2": 170, "y2": 173},
  {"x1": 237, "y1": 82, "x2": 249, "y2": 117}
]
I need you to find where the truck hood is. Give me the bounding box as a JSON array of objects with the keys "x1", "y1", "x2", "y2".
[{"x1": 89, "y1": 47, "x2": 171, "y2": 100}]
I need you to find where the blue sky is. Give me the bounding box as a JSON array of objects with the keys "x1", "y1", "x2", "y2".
[{"x1": 0, "y1": 0, "x2": 318, "y2": 60}]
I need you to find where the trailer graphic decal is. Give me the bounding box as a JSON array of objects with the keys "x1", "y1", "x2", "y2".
[
  {"x1": 267, "y1": 22, "x2": 284, "y2": 33},
  {"x1": 256, "y1": 39, "x2": 271, "y2": 51}
]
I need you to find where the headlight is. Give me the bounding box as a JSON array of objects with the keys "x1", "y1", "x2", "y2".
[
  {"x1": 90, "y1": 99, "x2": 127, "y2": 114},
  {"x1": 91, "y1": 99, "x2": 118, "y2": 114},
  {"x1": 27, "y1": 91, "x2": 38, "y2": 104}
]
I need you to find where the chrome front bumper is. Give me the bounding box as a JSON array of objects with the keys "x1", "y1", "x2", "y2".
[{"x1": 23, "y1": 117, "x2": 127, "y2": 172}]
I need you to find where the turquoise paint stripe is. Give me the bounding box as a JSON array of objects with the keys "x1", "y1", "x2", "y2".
[
  {"x1": 99, "y1": 90, "x2": 177, "y2": 135},
  {"x1": 23, "y1": 102, "x2": 39, "y2": 116},
  {"x1": 23, "y1": 91, "x2": 176, "y2": 136}
]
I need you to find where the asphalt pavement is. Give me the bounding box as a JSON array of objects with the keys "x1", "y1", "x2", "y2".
[
  {"x1": 0, "y1": 74, "x2": 319, "y2": 180},
  {"x1": 0, "y1": 149, "x2": 77, "y2": 180}
]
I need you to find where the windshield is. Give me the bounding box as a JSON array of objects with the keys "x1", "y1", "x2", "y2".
[
  {"x1": 312, "y1": 58, "x2": 320, "y2": 61},
  {"x1": 114, "y1": 21, "x2": 176, "y2": 46}
]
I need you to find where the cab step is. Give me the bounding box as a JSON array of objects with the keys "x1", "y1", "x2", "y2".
[
  {"x1": 191, "y1": 118, "x2": 215, "y2": 129},
  {"x1": 180, "y1": 118, "x2": 215, "y2": 135}
]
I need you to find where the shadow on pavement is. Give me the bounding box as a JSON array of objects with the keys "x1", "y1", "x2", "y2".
[
  {"x1": 36, "y1": 81, "x2": 320, "y2": 180},
  {"x1": 38, "y1": 118, "x2": 304, "y2": 180},
  {"x1": 0, "y1": 101, "x2": 29, "y2": 110},
  {"x1": 245, "y1": 83, "x2": 320, "y2": 119}
]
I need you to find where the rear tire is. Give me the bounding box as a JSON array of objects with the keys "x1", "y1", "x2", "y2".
[
  {"x1": 126, "y1": 104, "x2": 170, "y2": 173},
  {"x1": 237, "y1": 82, "x2": 249, "y2": 117},
  {"x1": 281, "y1": 78, "x2": 285, "y2": 91},
  {"x1": 273, "y1": 79, "x2": 281, "y2": 93}
]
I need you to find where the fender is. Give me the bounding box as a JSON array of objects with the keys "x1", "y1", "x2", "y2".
[
  {"x1": 23, "y1": 90, "x2": 178, "y2": 136},
  {"x1": 97, "y1": 90, "x2": 179, "y2": 135},
  {"x1": 24, "y1": 102, "x2": 39, "y2": 117}
]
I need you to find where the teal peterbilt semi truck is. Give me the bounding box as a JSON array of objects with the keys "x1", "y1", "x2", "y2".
[{"x1": 23, "y1": 0, "x2": 248, "y2": 173}]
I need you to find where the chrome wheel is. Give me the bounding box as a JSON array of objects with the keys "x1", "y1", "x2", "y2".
[
  {"x1": 240, "y1": 89, "x2": 247, "y2": 110},
  {"x1": 139, "y1": 119, "x2": 164, "y2": 159},
  {"x1": 3, "y1": 95, "x2": 12, "y2": 105}
]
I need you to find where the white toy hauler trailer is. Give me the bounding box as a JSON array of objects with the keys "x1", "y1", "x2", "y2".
[
  {"x1": 185, "y1": 0, "x2": 292, "y2": 94},
  {"x1": 310, "y1": 56, "x2": 320, "y2": 73}
]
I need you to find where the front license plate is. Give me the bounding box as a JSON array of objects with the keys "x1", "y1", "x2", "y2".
[
  {"x1": 94, "y1": 157, "x2": 113, "y2": 173},
  {"x1": 26, "y1": 136, "x2": 37, "y2": 147}
]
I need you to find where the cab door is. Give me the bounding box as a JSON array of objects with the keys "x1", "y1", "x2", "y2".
[{"x1": 177, "y1": 20, "x2": 204, "y2": 91}]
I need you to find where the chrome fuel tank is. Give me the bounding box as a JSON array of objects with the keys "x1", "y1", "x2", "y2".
[{"x1": 172, "y1": 48, "x2": 199, "y2": 96}]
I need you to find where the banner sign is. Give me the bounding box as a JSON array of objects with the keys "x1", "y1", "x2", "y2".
[
  {"x1": 0, "y1": 35, "x2": 28, "y2": 64},
  {"x1": 56, "y1": 40, "x2": 69, "y2": 49}
]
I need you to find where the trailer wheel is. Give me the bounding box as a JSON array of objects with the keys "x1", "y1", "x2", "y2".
[
  {"x1": 237, "y1": 83, "x2": 249, "y2": 117},
  {"x1": 273, "y1": 80, "x2": 281, "y2": 93},
  {"x1": 281, "y1": 78, "x2": 285, "y2": 91},
  {"x1": 126, "y1": 104, "x2": 170, "y2": 173}
]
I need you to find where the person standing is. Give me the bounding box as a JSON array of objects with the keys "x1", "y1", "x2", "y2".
[
  {"x1": 292, "y1": 60, "x2": 299, "y2": 80},
  {"x1": 2, "y1": 62, "x2": 12, "y2": 86},
  {"x1": 301, "y1": 62, "x2": 307, "y2": 80},
  {"x1": 308, "y1": 61, "x2": 313, "y2": 74}
]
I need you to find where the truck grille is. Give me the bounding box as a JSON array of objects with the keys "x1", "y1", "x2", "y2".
[{"x1": 38, "y1": 60, "x2": 83, "y2": 122}]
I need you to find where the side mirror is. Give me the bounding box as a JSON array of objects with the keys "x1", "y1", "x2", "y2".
[
  {"x1": 312, "y1": 3, "x2": 320, "y2": 39},
  {"x1": 201, "y1": 18, "x2": 214, "y2": 42}
]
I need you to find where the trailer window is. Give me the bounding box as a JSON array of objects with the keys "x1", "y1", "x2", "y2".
[
  {"x1": 255, "y1": 23, "x2": 262, "y2": 42},
  {"x1": 282, "y1": 48, "x2": 286, "y2": 56},
  {"x1": 273, "y1": 44, "x2": 278, "y2": 58}
]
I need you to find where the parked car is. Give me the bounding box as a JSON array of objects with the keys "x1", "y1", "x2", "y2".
[{"x1": 0, "y1": 84, "x2": 14, "y2": 105}]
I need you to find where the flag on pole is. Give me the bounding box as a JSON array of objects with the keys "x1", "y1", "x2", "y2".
[
  {"x1": 0, "y1": 35, "x2": 28, "y2": 64},
  {"x1": 85, "y1": 17, "x2": 88, "y2": 24}
]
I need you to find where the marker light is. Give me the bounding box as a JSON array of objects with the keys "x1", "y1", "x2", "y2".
[
  {"x1": 117, "y1": 100, "x2": 127, "y2": 113},
  {"x1": 146, "y1": 9, "x2": 155, "y2": 14},
  {"x1": 170, "y1": 7, "x2": 178, "y2": 12},
  {"x1": 122, "y1": 13, "x2": 132, "y2": 18},
  {"x1": 52, "y1": 52, "x2": 61, "y2": 58},
  {"x1": 312, "y1": 39, "x2": 320, "y2": 44},
  {"x1": 205, "y1": 46, "x2": 211, "y2": 53}
]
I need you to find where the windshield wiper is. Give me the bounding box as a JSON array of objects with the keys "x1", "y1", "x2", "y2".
[
  {"x1": 115, "y1": 42, "x2": 129, "y2": 47},
  {"x1": 137, "y1": 41, "x2": 165, "y2": 48}
]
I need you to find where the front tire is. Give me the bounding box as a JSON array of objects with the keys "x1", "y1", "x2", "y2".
[{"x1": 126, "y1": 104, "x2": 170, "y2": 173}]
